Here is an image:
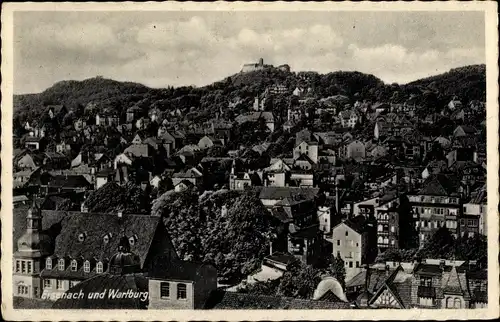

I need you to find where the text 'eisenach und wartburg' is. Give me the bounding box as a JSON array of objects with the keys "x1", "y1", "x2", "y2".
[{"x1": 42, "y1": 289, "x2": 149, "y2": 302}]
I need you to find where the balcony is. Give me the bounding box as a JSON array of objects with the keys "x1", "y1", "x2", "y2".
[{"x1": 417, "y1": 286, "x2": 436, "y2": 298}]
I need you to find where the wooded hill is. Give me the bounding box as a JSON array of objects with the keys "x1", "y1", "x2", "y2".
[{"x1": 14, "y1": 64, "x2": 486, "y2": 127}]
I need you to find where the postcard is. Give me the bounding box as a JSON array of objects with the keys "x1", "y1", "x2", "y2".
[{"x1": 1, "y1": 1, "x2": 498, "y2": 321}]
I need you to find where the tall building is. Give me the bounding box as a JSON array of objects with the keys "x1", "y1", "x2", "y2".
[{"x1": 13, "y1": 199, "x2": 52, "y2": 298}]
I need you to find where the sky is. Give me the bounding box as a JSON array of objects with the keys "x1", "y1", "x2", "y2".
[{"x1": 13, "y1": 10, "x2": 485, "y2": 94}]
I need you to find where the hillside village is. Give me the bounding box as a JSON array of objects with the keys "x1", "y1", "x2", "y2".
[{"x1": 12, "y1": 62, "x2": 488, "y2": 309}]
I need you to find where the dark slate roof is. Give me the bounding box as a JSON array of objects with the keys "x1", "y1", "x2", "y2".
[
  {"x1": 368, "y1": 267, "x2": 413, "y2": 309},
  {"x1": 148, "y1": 259, "x2": 216, "y2": 282},
  {"x1": 346, "y1": 268, "x2": 391, "y2": 293},
  {"x1": 417, "y1": 174, "x2": 461, "y2": 196},
  {"x1": 204, "y1": 291, "x2": 352, "y2": 309},
  {"x1": 259, "y1": 186, "x2": 320, "y2": 201},
  {"x1": 343, "y1": 215, "x2": 368, "y2": 234},
  {"x1": 48, "y1": 175, "x2": 92, "y2": 188},
  {"x1": 265, "y1": 252, "x2": 298, "y2": 267},
  {"x1": 51, "y1": 212, "x2": 161, "y2": 267},
  {"x1": 52, "y1": 273, "x2": 148, "y2": 309},
  {"x1": 13, "y1": 209, "x2": 161, "y2": 265}
]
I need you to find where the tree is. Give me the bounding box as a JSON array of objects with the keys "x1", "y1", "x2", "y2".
[
  {"x1": 277, "y1": 263, "x2": 322, "y2": 299},
  {"x1": 417, "y1": 227, "x2": 456, "y2": 259},
  {"x1": 84, "y1": 181, "x2": 149, "y2": 214},
  {"x1": 327, "y1": 254, "x2": 346, "y2": 289},
  {"x1": 207, "y1": 145, "x2": 225, "y2": 158}
]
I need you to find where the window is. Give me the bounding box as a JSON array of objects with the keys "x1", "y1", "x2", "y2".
[
  {"x1": 177, "y1": 283, "x2": 187, "y2": 299},
  {"x1": 390, "y1": 226, "x2": 395, "y2": 233},
  {"x1": 349, "y1": 261, "x2": 353, "y2": 268},
  {"x1": 71, "y1": 260, "x2": 78, "y2": 272},
  {"x1": 27, "y1": 261, "x2": 32, "y2": 274},
  {"x1": 21, "y1": 261, "x2": 27, "y2": 274},
  {"x1": 96, "y1": 262, "x2": 103, "y2": 274},
  {"x1": 46, "y1": 258, "x2": 52, "y2": 270},
  {"x1": 58, "y1": 259, "x2": 65, "y2": 271},
  {"x1": 420, "y1": 277, "x2": 432, "y2": 287},
  {"x1": 16, "y1": 260, "x2": 20, "y2": 272},
  {"x1": 356, "y1": 261, "x2": 360, "y2": 268},
  {"x1": 83, "y1": 261, "x2": 90, "y2": 273},
  {"x1": 56, "y1": 279, "x2": 64, "y2": 290},
  {"x1": 34, "y1": 287, "x2": 39, "y2": 297},
  {"x1": 18, "y1": 285, "x2": 29, "y2": 295},
  {"x1": 43, "y1": 279, "x2": 51, "y2": 288},
  {"x1": 356, "y1": 242, "x2": 359, "y2": 247},
  {"x1": 337, "y1": 240, "x2": 341, "y2": 246},
  {"x1": 419, "y1": 297, "x2": 433, "y2": 307},
  {"x1": 345, "y1": 231, "x2": 349, "y2": 237},
  {"x1": 454, "y1": 298, "x2": 461, "y2": 309},
  {"x1": 160, "y1": 282, "x2": 170, "y2": 298},
  {"x1": 377, "y1": 225, "x2": 383, "y2": 232}
]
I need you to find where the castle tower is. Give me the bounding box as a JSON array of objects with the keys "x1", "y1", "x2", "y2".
[
  {"x1": 13, "y1": 198, "x2": 52, "y2": 298},
  {"x1": 258, "y1": 58, "x2": 264, "y2": 66}
]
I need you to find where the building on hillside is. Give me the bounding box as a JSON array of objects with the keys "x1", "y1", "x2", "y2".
[
  {"x1": 13, "y1": 200, "x2": 52, "y2": 299},
  {"x1": 408, "y1": 174, "x2": 463, "y2": 246},
  {"x1": 148, "y1": 258, "x2": 217, "y2": 309},
  {"x1": 462, "y1": 184, "x2": 487, "y2": 237},
  {"x1": 241, "y1": 57, "x2": 270, "y2": 73},
  {"x1": 338, "y1": 110, "x2": 360, "y2": 128},
  {"x1": 293, "y1": 140, "x2": 319, "y2": 164},
  {"x1": 12, "y1": 207, "x2": 179, "y2": 301},
  {"x1": 338, "y1": 140, "x2": 366, "y2": 161},
  {"x1": 25, "y1": 137, "x2": 47, "y2": 151},
  {"x1": 235, "y1": 111, "x2": 275, "y2": 132},
  {"x1": 171, "y1": 167, "x2": 203, "y2": 188},
  {"x1": 331, "y1": 215, "x2": 376, "y2": 282},
  {"x1": 411, "y1": 260, "x2": 480, "y2": 309}
]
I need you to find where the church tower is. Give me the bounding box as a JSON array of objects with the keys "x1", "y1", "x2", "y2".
[{"x1": 13, "y1": 198, "x2": 52, "y2": 298}]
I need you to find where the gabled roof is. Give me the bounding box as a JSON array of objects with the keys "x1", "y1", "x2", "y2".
[
  {"x1": 149, "y1": 259, "x2": 215, "y2": 282},
  {"x1": 172, "y1": 167, "x2": 202, "y2": 178},
  {"x1": 368, "y1": 266, "x2": 413, "y2": 309},
  {"x1": 442, "y1": 266, "x2": 468, "y2": 296},
  {"x1": 259, "y1": 186, "x2": 320, "y2": 201},
  {"x1": 204, "y1": 291, "x2": 351, "y2": 309},
  {"x1": 417, "y1": 174, "x2": 461, "y2": 196},
  {"x1": 48, "y1": 175, "x2": 91, "y2": 188},
  {"x1": 51, "y1": 212, "x2": 161, "y2": 267}
]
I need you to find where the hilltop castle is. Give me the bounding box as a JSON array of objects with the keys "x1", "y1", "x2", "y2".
[{"x1": 241, "y1": 58, "x2": 290, "y2": 73}]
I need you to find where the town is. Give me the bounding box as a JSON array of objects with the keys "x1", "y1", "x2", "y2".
[{"x1": 12, "y1": 60, "x2": 487, "y2": 310}]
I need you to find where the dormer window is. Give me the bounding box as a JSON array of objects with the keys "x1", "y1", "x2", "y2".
[
  {"x1": 129, "y1": 235, "x2": 138, "y2": 246},
  {"x1": 58, "y1": 259, "x2": 65, "y2": 271},
  {"x1": 103, "y1": 233, "x2": 113, "y2": 244},
  {"x1": 96, "y1": 262, "x2": 103, "y2": 274},
  {"x1": 71, "y1": 260, "x2": 78, "y2": 272},
  {"x1": 78, "y1": 232, "x2": 87, "y2": 242},
  {"x1": 83, "y1": 260, "x2": 90, "y2": 273},
  {"x1": 46, "y1": 258, "x2": 52, "y2": 270}
]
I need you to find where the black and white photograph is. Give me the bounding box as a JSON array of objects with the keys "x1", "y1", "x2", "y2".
[{"x1": 1, "y1": 1, "x2": 498, "y2": 319}]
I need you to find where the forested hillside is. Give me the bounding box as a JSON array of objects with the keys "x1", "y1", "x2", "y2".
[{"x1": 13, "y1": 64, "x2": 486, "y2": 127}]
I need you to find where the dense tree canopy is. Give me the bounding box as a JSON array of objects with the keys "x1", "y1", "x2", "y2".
[
  {"x1": 84, "y1": 181, "x2": 150, "y2": 214},
  {"x1": 151, "y1": 188, "x2": 282, "y2": 283}
]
